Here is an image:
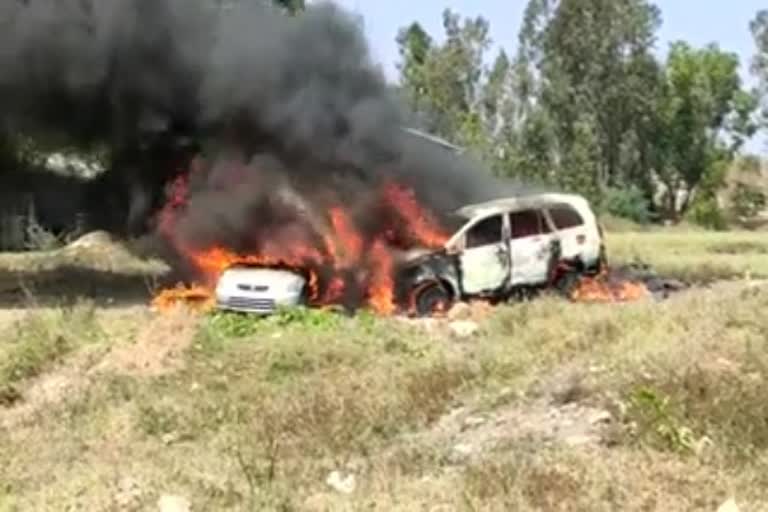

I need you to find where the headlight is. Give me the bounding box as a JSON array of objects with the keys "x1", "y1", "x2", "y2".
[{"x1": 286, "y1": 280, "x2": 305, "y2": 293}]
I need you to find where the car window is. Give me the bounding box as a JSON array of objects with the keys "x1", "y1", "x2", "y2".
[
  {"x1": 510, "y1": 209, "x2": 550, "y2": 239},
  {"x1": 548, "y1": 204, "x2": 584, "y2": 229},
  {"x1": 465, "y1": 215, "x2": 503, "y2": 248}
]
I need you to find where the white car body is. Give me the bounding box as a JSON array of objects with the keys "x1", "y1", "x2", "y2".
[
  {"x1": 215, "y1": 266, "x2": 308, "y2": 314},
  {"x1": 440, "y1": 192, "x2": 604, "y2": 294}
]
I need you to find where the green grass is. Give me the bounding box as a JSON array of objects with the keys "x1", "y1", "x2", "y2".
[
  {"x1": 606, "y1": 230, "x2": 768, "y2": 282},
  {"x1": 0, "y1": 303, "x2": 103, "y2": 404},
  {"x1": 2, "y1": 227, "x2": 768, "y2": 510}
]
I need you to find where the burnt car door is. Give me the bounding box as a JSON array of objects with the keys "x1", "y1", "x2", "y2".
[
  {"x1": 509, "y1": 208, "x2": 557, "y2": 286},
  {"x1": 455, "y1": 213, "x2": 511, "y2": 294}
]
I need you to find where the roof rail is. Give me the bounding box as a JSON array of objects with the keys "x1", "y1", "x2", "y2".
[{"x1": 400, "y1": 127, "x2": 464, "y2": 154}]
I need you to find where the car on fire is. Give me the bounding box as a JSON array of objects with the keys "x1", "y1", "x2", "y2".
[
  {"x1": 211, "y1": 129, "x2": 605, "y2": 317},
  {"x1": 397, "y1": 192, "x2": 606, "y2": 315}
]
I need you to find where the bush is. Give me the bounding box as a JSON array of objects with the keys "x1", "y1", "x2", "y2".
[
  {"x1": 599, "y1": 186, "x2": 652, "y2": 224},
  {"x1": 729, "y1": 183, "x2": 766, "y2": 220},
  {"x1": 685, "y1": 196, "x2": 727, "y2": 230}
]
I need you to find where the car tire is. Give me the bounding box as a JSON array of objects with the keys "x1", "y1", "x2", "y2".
[
  {"x1": 554, "y1": 271, "x2": 581, "y2": 299},
  {"x1": 411, "y1": 280, "x2": 453, "y2": 317}
]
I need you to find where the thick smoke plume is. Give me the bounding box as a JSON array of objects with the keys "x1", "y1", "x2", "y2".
[{"x1": 0, "y1": 0, "x2": 532, "y2": 278}]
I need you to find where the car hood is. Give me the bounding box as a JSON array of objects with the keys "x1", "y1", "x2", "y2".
[
  {"x1": 217, "y1": 266, "x2": 306, "y2": 288},
  {"x1": 394, "y1": 247, "x2": 435, "y2": 262}
]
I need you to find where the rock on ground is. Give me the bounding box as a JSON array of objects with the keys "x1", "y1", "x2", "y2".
[{"x1": 157, "y1": 495, "x2": 191, "y2": 512}]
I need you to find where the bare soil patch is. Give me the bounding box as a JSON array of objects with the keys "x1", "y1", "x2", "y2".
[{"x1": 93, "y1": 307, "x2": 200, "y2": 377}]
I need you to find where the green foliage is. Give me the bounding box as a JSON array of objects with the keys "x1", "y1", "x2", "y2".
[
  {"x1": 269, "y1": 305, "x2": 342, "y2": 329},
  {"x1": 600, "y1": 186, "x2": 652, "y2": 224},
  {"x1": 751, "y1": 10, "x2": 768, "y2": 131},
  {"x1": 652, "y1": 42, "x2": 755, "y2": 220},
  {"x1": 685, "y1": 196, "x2": 728, "y2": 230},
  {"x1": 627, "y1": 387, "x2": 696, "y2": 453},
  {"x1": 202, "y1": 306, "x2": 342, "y2": 342},
  {"x1": 395, "y1": 1, "x2": 759, "y2": 224},
  {"x1": 396, "y1": 9, "x2": 493, "y2": 148},
  {"x1": 204, "y1": 311, "x2": 264, "y2": 340},
  {"x1": 729, "y1": 182, "x2": 767, "y2": 219},
  {"x1": 0, "y1": 304, "x2": 101, "y2": 400}
]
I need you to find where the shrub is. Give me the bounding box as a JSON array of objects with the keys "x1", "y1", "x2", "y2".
[
  {"x1": 729, "y1": 182, "x2": 766, "y2": 220},
  {"x1": 600, "y1": 186, "x2": 652, "y2": 224},
  {"x1": 685, "y1": 196, "x2": 727, "y2": 230}
]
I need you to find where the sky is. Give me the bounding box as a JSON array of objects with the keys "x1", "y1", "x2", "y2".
[{"x1": 318, "y1": 0, "x2": 766, "y2": 152}]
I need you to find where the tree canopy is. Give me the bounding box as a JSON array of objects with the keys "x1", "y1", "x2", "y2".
[{"x1": 397, "y1": 0, "x2": 764, "y2": 226}]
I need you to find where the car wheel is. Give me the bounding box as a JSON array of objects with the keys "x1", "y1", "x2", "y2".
[
  {"x1": 411, "y1": 281, "x2": 452, "y2": 317},
  {"x1": 554, "y1": 271, "x2": 582, "y2": 299}
]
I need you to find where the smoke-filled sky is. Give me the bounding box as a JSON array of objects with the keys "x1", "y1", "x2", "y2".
[{"x1": 0, "y1": 0, "x2": 537, "y2": 252}]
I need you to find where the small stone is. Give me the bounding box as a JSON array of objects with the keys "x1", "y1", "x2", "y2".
[
  {"x1": 716, "y1": 498, "x2": 740, "y2": 512},
  {"x1": 694, "y1": 435, "x2": 714, "y2": 456},
  {"x1": 157, "y1": 495, "x2": 191, "y2": 512},
  {"x1": 462, "y1": 416, "x2": 486, "y2": 429},
  {"x1": 449, "y1": 320, "x2": 479, "y2": 338},
  {"x1": 161, "y1": 433, "x2": 178, "y2": 445},
  {"x1": 563, "y1": 434, "x2": 595, "y2": 446},
  {"x1": 326, "y1": 471, "x2": 357, "y2": 494},
  {"x1": 588, "y1": 410, "x2": 612, "y2": 425},
  {"x1": 452, "y1": 443, "x2": 474, "y2": 456}
]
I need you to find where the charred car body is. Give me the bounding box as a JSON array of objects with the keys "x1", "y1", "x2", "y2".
[
  {"x1": 205, "y1": 128, "x2": 606, "y2": 316},
  {"x1": 396, "y1": 192, "x2": 606, "y2": 315}
]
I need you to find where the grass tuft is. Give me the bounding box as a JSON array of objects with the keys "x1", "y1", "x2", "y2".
[{"x1": 0, "y1": 303, "x2": 102, "y2": 401}]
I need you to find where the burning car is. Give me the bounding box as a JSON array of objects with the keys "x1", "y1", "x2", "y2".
[
  {"x1": 153, "y1": 125, "x2": 633, "y2": 317},
  {"x1": 396, "y1": 192, "x2": 606, "y2": 315},
  {"x1": 201, "y1": 188, "x2": 607, "y2": 317}
]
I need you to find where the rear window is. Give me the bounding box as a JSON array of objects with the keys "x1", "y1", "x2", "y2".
[
  {"x1": 510, "y1": 209, "x2": 551, "y2": 239},
  {"x1": 548, "y1": 204, "x2": 584, "y2": 229}
]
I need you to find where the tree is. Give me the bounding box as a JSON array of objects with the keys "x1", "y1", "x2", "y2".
[
  {"x1": 513, "y1": 0, "x2": 663, "y2": 197},
  {"x1": 651, "y1": 42, "x2": 757, "y2": 219},
  {"x1": 751, "y1": 10, "x2": 768, "y2": 136},
  {"x1": 395, "y1": 10, "x2": 492, "y2": 148},
  {"x1": 396, "y1": 22, "x2": 434, "y2": 120}
]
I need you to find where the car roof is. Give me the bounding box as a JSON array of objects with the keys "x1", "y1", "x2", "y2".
[{"x1": 454, "y1": 192, "x2": 589, "y2": 219}]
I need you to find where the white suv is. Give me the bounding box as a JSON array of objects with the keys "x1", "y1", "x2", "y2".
[{"x1": 397, "y1": 192, "x2": 606, "y2": 314}]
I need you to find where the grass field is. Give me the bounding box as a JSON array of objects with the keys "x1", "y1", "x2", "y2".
[{"x1": 1, "y1": 228, "x2": 768, "y2": 511}]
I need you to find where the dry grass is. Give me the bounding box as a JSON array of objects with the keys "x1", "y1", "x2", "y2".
[{"x1": 1, "y1": 228, "x2": 768, "y2": 510}]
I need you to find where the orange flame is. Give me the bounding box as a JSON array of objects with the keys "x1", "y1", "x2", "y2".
[
  {"x1": 570, "y1": 270, "x2": 650, "y2": 303},
  {"x1": 151, "y1": 284, "x2": 215, "y2": 313},
  {"x1": 327, "y1": 207, "x2": 364, "y2": 267},
  {"x1": 382, "y1": 180, "x2": 449, "y2": 248},
  {"x1": 152, "y1": 168, "x2": 450, "y2": 316},
  {"x1": 368, "y1": 238, "x2": 395, "y2": 315}
]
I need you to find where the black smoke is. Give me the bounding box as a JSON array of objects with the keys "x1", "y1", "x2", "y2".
[{"x1": 0, "y1": 0, "x2": 532, "y2": 255}]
